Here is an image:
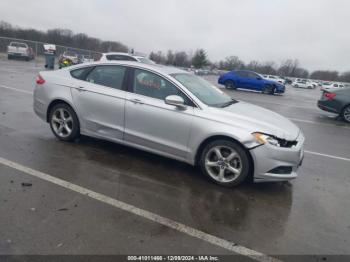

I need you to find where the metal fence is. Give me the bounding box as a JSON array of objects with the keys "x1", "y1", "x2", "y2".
[{"x1": 0, "y1": 36, "x2": 102, "y2": 65}]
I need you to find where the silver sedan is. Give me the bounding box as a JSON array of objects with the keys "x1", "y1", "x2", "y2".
[{"x1": 33, "y1": 61, "x2": 304, "y2": 187}]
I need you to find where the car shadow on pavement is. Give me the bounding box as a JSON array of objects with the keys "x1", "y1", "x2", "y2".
[{"x1": 70, "y1": 135, "x2": 294, "y2": 243}]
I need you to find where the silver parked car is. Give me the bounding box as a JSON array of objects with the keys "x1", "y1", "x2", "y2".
[{"x1": 33, "y1": 61, "x2": 305, "y2": 187}]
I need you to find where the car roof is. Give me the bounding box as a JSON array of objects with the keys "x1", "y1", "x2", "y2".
[{"x1": 72, "y1": 61, "x2": 187, "y2": 75}]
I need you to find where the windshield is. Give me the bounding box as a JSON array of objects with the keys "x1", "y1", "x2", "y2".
[
  {"x1": 137, "y1": 57, "x2": 156, "y2": 64},
  {"x1": 171, "y1": 73, "x2": 234, "y2": 107}
]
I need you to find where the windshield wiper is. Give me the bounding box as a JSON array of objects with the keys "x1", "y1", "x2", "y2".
[{"x1": 218, "y1": 99, "x2": 238, "y2": 108}]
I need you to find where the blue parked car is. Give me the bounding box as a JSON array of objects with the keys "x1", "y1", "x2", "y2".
[{"x1": 218, "y1": 70, "x2": 285, "y2": 95}]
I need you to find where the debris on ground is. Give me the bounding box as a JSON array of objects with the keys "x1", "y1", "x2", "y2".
[
  {"x1": 21, "y1": 182, "x2": 32, "y2": 187},
  {"x1": 57, "y1": 208, "x2": 68, "y2": 211}
]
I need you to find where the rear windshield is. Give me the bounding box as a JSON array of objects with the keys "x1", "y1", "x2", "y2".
[{"x1": 10, "y1": 42, "x2": 27, "y2": 48}]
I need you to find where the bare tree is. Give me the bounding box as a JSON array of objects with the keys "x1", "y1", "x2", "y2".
[
  {"x1": 0, "y1": 20, "x2": 128, "y2": 53},
  {"x1": 310, "y1": 70, "x2": 339, "y2": 81},
  {"x1": 173, "y1": 51, "x2": 189, "y2": 67},
  {"x1": 166, "y1": 50, "x2": 175, "y2": 65}
]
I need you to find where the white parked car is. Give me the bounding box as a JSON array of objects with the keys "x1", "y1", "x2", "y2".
[
  {"x1": 321, "y1": 82, "x2": 345, "y2": 91},
  {"x1": 309, "y1": 81, "x2": 318, "y2": 88},
  {"x1": 7, "y1": 42, "x2": 34, "y2": 61},
  {"x1": 263, "y1": 75, "x2": 285, "y2": 84},
  {"x1": 292, "y1": 80, "x2": 314, "y2": 89},
  {"x1": 80, "y1": 55, "x2": 94, "y2": 63},
  {"x1": 99, "y1": 52, "x2": 155, "y2": 64}
]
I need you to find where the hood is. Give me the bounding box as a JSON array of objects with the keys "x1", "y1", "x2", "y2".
[{"x1": 210, "y1": 101, "x2": 300, "y2": 141}]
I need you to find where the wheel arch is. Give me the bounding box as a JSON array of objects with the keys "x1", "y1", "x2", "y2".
[
  {"x1": 341, "y1": 103, "x2": 350, "y2": 112},
  {"x1": 341, "y1": 103, "x2": 350, "y2": 120},
  {"x1": 224, "y1": 79, "x2": 236, "y2": 86},
  {"x1": 46, "y1": 99, "x2": 77, "y2": 123},
  {"x1": 194, "y1": 135, "x2": 254, "y2": 180}
]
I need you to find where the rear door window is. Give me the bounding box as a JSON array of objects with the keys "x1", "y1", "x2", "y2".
[
  {"x1": 85, "y1": 65, "x2": 126, "y2": 90},
  {"x1": 236, "y1": 71, "x2": 249, "y2": 77},
  {"x1": 70, "y1": 67, "x2": 94, "y2": 80}
]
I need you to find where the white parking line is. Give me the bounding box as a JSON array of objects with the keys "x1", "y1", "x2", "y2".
[
  {"x1": 0, "y1": 156, "x2": 280, "y2": 262},
  {"x1": 241, "y1": 99, "x2": 316, "y2": 110},
  {"x1": 305, "y1": 151, "x2": 350, "y2": 162},
  {"x1": 0, "y1": 84, "x2": 32, "y2": 94}
]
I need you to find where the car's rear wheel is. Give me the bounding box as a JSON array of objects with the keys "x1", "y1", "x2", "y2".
[
  {"x1": 199, "y1": 139, "x2": 250, "y2": 187},
  {"x1": 342, "y1": 105, "x2": 350, "y2": 123},
  {"x1": 49, "y1": 103, "x2": 80, "y2": 142},
  {"x1": 224, "y1": 80, "x2": 236, "y2": 89}
]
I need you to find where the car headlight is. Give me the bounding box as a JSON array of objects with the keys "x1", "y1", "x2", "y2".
[{"x1": 252, "y1": 132, "x2": 280, "y2": 147}]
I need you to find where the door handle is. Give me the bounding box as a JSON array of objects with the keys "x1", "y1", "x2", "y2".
[
  {"x1": 76, "y1": 86, "x2": 86, "y2": 92},
  {"x1": 130, "y1": 98, "x2": 144, "y2": 104}
]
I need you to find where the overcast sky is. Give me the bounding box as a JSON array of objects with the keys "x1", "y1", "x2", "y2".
[{"x1": 0, "y1": 0, "x2": 349, "y2": 71}]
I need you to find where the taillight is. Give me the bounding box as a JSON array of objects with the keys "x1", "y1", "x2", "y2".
[
  {"x1": 324, "y1": 92, "x2": 336, "y2": 100},
  {"x1": 36, "y1": 74, "x2": 45, "y2": 85}
]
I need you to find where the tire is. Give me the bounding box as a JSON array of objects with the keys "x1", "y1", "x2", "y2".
[
  {"x1": 224, "y1": 80, "x2": 236, "y2": 89},
  {"x1": 199, "y1": 139, "x2": 251, "y2": 187},
  {"x1": 7, "y1": 55, "x2": 12, "y2": 60},
  {"x1": 341, "y1": 105, "x2": 350, "y2": 123},
  {"x1": 262, "y1": 85, "x2": 274, "y2": 95},
  {"x1": 49, "y1": 103, "x2": 80, "y2": 142}
]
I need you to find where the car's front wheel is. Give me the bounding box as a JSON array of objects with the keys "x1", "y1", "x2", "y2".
[
  {"x1": 224, "y1": 80, "x2": 236, "y2": 89},
  {"x1": 49, "y1": 103, "x2": 80, "y2": 142},
  {"x1": 199, "y1": 140, "x2": 250, "y2": 187},
  {"x1": 262, "y1": 85, "x2": 275, "y2": 95},
  {"x1": 342, "y1": 105, "x2": 350, "y2": 123}
]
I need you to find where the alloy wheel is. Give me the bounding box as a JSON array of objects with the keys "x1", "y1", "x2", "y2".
[
  {"x1": 343, "y1": 106, "x2": 350, "y2": 123},
  {"x1": 225, "y1": 81, "x2": 235, "y2": 89},
  {"x1": 51, "y1": 108, "x2": 74, "y2": 138},
  {"x1": 204, "y1": 146, "x2": 242, "y2": 183}
]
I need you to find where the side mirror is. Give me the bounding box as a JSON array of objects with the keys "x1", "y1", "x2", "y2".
[
  {"x1": 257, "y1": 77, "x2": 262, "y2": 80},
  {"x1": 165, "y1": 95, "x2": 187, "y2": 110}
]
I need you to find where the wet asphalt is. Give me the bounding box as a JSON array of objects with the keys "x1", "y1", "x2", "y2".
[{"x1": 0, "y1": 59, "x2": 350, "y2": 258}]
